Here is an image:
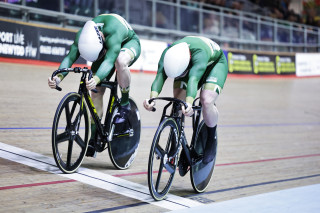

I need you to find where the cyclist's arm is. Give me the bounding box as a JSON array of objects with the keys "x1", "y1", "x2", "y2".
[
  {"x1": 93, "y1": 34, "x2": 121, "y2": 84},
  {"x1": 150, "y1": 48, "x2": 169, "y2": 98},
  {"x1": 56, "y1": 30, "x2": 81, "y2": 80},
  {"x1": 56, "y1": 43, "x2": 80, "y2": 80},
  {"x1": 185, "y1": 51, "x2": 208, "y2": 104}
]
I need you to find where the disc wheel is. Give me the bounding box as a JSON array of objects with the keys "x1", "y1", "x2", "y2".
[
  {"x1": 52, "y1": 92, "x2": 90, "y2": 174},
  {"x1": 108, "y1": 98, "x2": 141, "y2": 169},
  {"x1": 190, "y1": 120, "x2": 217, "y2": 193},
  {"x1": 148, "y1": 118, "x2": 179, "y2": 201}
]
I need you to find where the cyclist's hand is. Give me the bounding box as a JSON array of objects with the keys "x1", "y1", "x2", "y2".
[
  {"x1": 143, "y1": 99, "x2": 155, "y2": 111},
  {"x1": 182, "y1": 102, "x2": 193, "y2": 117},
  {"x1": 48, "y1": 76, "x2": 61, "y2": 89},
  {"x1": 86, "y1": 76, "x2": 96, "y2": 91}
]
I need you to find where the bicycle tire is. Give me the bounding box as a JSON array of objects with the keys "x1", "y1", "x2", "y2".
[
  {"x1": 190, "y1": 120, "x2": 217, "y2": 193},
  {"x1": 52, "y1": 92, "x2": 90, "y2": 174},
  {"x1": 108, "y1": 98, "x2": 141, "y2": 170},
  {"x1": 148, "y1": 118, "x2": 179, "y2": 201}
]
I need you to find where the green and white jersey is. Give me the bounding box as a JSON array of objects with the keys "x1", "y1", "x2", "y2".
[
  {"x1": 58, "y1": 14, "x2": 140, "y2": 83},
  {"x1": 151, "y1": 36, "x2": 227, "y2": 102}
]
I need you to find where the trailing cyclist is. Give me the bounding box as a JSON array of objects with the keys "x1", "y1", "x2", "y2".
[
  {"x1": 48, "y1": 14, "x2": 141, "y2": 157},
  {"x1": 143, "y1": 36, "x2": 228, "y2": 164}
]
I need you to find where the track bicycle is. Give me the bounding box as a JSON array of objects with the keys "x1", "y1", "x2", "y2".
[
  {"x1": 147, "y1": 97, "x2": 217, "y2": 201},
  {"x1": 51, "y1": 67, "x2": 141, "y2": 173}
]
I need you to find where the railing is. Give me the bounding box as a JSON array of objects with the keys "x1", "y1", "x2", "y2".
[{"x1": 0, "y1": 0, "x2": 319, "y2": 52}]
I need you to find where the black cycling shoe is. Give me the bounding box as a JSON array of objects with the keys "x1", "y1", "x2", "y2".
[
  {"x1": 85, "y1": 139, "x2": 97, "y2": 157},
  {"x1": 178, "y1": 151, "x2": 189, "y2": 176},
  {"x1": 202, "y1": 135, "x2": 217, "y2": 164},
  {"x1": 114, "y1": 103, "x2": 131, "y2": 124}
]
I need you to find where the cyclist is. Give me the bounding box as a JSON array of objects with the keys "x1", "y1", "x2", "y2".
[
  {"x1": 48, "y1": 14, "x2": 141, "y2": 157},
  {"x1": 143, "y1": 36, "x2": 228, "y2": 164}
]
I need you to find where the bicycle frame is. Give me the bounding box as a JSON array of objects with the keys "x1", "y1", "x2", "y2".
[
  {"x1": 80, "y1": 75, "x2": 121, "y2": 143},
  {"x1": 155, "y1": 98, "x2": 202, "y2": 166},
  {"x1": 52, "y1": 67, "x2": 120, "y2": 143}
]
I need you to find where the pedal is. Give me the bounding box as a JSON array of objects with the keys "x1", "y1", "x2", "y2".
[{"x1": 86, "y1": 145, "x2": 97, "y2": 158}]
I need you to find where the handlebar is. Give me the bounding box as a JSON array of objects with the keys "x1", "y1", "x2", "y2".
[
  {"x1": 51, "y1": 67, "x2": 96, "y2": 92},
  {"x1": 148, "y1": 97, "x2": 189, "y2": 112}
]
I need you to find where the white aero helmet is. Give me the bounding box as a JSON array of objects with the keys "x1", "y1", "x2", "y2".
[
  {"x1": 78, "y1": 20, "x2": 106, "y2": 62},
  {"x1": 163, "y1": 42, "x2": 190, "y2": 78}
]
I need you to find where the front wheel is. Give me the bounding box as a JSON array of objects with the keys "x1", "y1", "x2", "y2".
[
  {"x1": 52, "y1": 92, "x2": 90, "y2": 174},
  {"x1": 148, "y1": 118, "x2": 179, "y2": 201},
  {"x1": 190, "y1": 120, "x2": 217, "y2": 193},
  {"x1": 108, "y1": 98, "x2": 141, "y2": 170}
]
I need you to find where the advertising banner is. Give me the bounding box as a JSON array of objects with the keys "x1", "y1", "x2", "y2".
[
  {"x1": 275, "y1": 55, "x2": 296, "y2": 75},
  {"x1": 130, "y1": 39, "x2": 168, "y2": 73},
  {"x1": 227, "y1": 52, "x2": 253, "y2": 74},
  {"x1": 296, "y1": 53, "x2": 320, "y2": 77},
  {"x1": 227, "y1": 51, "x2": 295, "y2": 75},
  {"x1": 0, "y1": 19, "x2": 85, "y2": 64}
]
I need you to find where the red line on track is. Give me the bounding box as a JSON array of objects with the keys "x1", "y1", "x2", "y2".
[
  {"x1": 113, "y1": 153, "x2": 320, "y2": 177},
  {"x1": 0, "y1": 179, "x2": 76, "y2": 190},
  {"x1": 1, "y1": 153, "x2": 319, "y2": 190},
  {"x1": 216, "y1": 153, "x2": 320, "y2": 166}
]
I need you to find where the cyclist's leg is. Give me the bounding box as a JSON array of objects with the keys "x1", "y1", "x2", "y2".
[
  {"x1": 200, "y1": 87, "x2": 219, "y2": 163},
  {"x1": 114, "y1": 35, "x2": 141, "y2": 124},
  {"x1": 86, "y1": 60, "x2": 111, "y2": 156},
  {"x1": 200, "y1": 54, "x2": 228, "y2": 163},
  {"x1": 90, "y1": 86, "x2": 106, "y2": 137},
  {"x1": 86, "y1": 86, "x2": 106, "y2": 157},
  {"x1": 115, "y1": 34, "x2": 141, "y2": 106},
  {"x1": 167, "y1": 79, "x2": 187, "y2": 158},
  {"x1": 89, "y1": 59, "x2": 109, "y2": 141},
  {"x1": 173, "y1": 77, "x2": 187, "y2": 100}
]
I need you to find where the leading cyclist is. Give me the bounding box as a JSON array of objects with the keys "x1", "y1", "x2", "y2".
[
  {"x1": 143, "y1": 36, "x2": 228, "y2": 164},
  {"x1": 48, "y1": 14, "x2": 141, "y2": 157}
]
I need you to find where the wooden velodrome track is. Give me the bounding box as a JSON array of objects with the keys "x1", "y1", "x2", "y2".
[{"x1": 0, "y1": 61, "x2": 319, "y2": 212}]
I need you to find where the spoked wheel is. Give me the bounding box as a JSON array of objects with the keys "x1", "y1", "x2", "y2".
[
  {"x1": 148, "y1": 118, "x2": 179, "y2": 201},
  {"x1": 52, "y1": 92, "x2": 90, "y2": 174},
  {"x1": 190, "y1": 120, "x2": 217, "y2": 193},
  {"x1": 108, "y1": 98, "x2": 141, "y2": 170}
]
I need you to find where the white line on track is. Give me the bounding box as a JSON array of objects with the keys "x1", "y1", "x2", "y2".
[
  {"x1": 0, "y1": 142, "x2": 203, "y2": 211},
  {"x1": 170, "y1": 184, "x2": 320, "y2": 213}
]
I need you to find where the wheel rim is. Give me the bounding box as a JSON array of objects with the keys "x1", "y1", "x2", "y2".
[
  {"x1": 148, "y1": 119, "x2": 178, "y2": 200},
  {"x1": 52, "y1": 93, "x2": 89, "y2": 173}
]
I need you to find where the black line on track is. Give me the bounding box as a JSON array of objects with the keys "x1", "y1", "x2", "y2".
[
  {"x1": 186, "y1": 174, "x2": 320, "y2": 197},
  {"x1": 84, "y1": 202, "x2": 148, "y2": 213},
  {"x1": 1, "y1": 147, "x2": 320, "y2": 212},
  {"x1": 0, "y1": 148, "x2": 191, "y2": 209}
]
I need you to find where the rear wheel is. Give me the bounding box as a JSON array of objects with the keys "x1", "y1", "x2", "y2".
[
  {"x1": 190, "y1": 120, "x2": 217, "y2": 193},
  {"x1": 108, "y1": 98, "x2": 141, "y2": 169},
  {"x1": 148, "y1": 118, "x2": 179, "y2": 201},
  {"x1": 52, "y1": 92, "x2": 90, "y2": 174}
]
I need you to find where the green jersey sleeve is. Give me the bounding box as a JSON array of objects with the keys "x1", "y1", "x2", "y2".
[
  {"x1": 150, "y1": 47, "x2": 169, "y2": 97},
  {"x1": 57, "y1": 30, "x2": 81, "y2": 80}
]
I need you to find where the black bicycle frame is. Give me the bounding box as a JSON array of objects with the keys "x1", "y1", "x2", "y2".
[
  {"x1": 52, "y1": 67, "x2": 122, "y2": 144},
  {"x1": 79, "y1": 74, "x2": 119, "y2": 141},
  {"x1": 157, "y1": 99, "x2": 201, "y2": 166}
]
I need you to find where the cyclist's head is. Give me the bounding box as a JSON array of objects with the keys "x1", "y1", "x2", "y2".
[
  {"x1": 163, "y1": 42, "x2": 190, "y2": 78},
  {"x1": 78, "y1": 20, "x2": 106, "y2": 62}
]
